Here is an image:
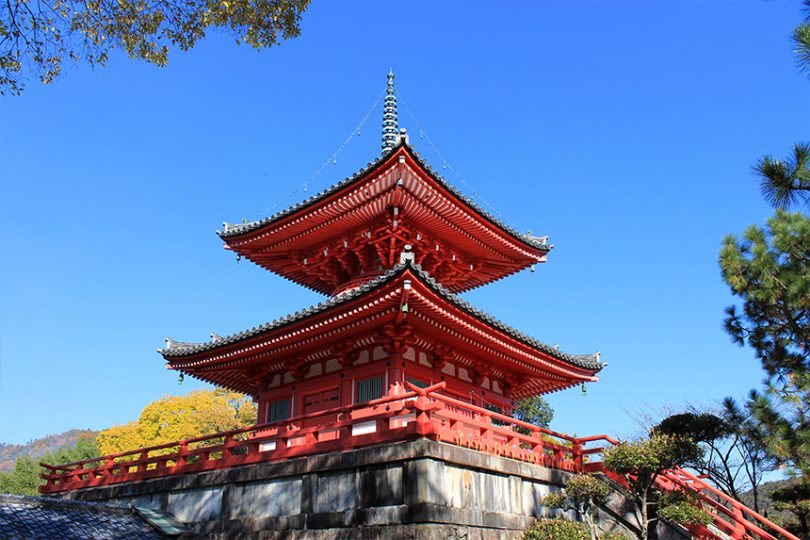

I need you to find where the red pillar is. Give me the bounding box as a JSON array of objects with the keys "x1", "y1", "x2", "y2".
[{"x1": 387, "y1": 350, "x2": 404, "y2": 396}]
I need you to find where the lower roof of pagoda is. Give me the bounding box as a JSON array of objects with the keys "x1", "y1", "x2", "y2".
[
  {"x1": 216, "y1": 142, "x2": 552, "y2": 295},
  {"x1": 159, "y1": 262, "x2": 604, "y2": 399}
]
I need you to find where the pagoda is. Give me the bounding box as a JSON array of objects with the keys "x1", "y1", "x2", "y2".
[
  {"x1": 40, "y1": 74, "x2": 799, "y2": 540},
  {"x1": 159, "y1": 71, "x2": 604, "y2": 429}
]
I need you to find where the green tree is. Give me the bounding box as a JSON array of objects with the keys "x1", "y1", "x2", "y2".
[
  {"x1": 655, "y1": 490, "x2": 713, "y2": 529},
  {"x1": 720, "y1": 210, "x2": 810, "y2": 481},
  {"x1": 771, "y1": 481, "x2": 810, "y2": 537},
  {"x1": 96, "y1": 388, "x2": 257, "y2": 455},
  {"x1": 754, "y1": 0, "x2": 810, "y2": 210},
  {"x1": 797, "y1": 0, "x2": 810, "y2": 75},
  {"x1": 0, "y1": 0, "x2": 310, "y2": 95},
  {"x1": 756, "y1": 143, "x2": 810, "y2": 210},
  {"x1": 523, "y1": 518, "x2": 591, "y2": 540},
  {"x1": 543, "y1": 475, "x2": 611, "y2": 540},
  {"x1": 602, "y1": 434, "x2": 702, "y2": 540},
  {"x1": 719, "y1": 2, "x2": 810, "y2": 519},
  {"x1": 0, "y1": 436, "x2": 99, "y2": 496},
  {"x1": 655, "y1": 400, "x2": 777, "y2": 513},
  {"x1": 512, "y1": 395, "x2": 554, "y2": 433}
]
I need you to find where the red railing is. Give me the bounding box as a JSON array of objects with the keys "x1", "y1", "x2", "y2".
[
  {"x1": 38, "y1": 383, "x2": 799, "y2": 540},
  {"x1": 38, "y1": 382, "x2": 581, "y2": 494},
  {"x1": 578, "y1": 435, "x2": 800, "y2": 540}
]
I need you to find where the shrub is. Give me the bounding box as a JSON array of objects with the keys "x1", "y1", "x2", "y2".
[
  {"x1": 601, "y1": 533, "x2": 632, "y2": 540},
  {"x1": 657, "y1": 490, "x2": 713, "y2": 526},
  {"x1": 542, "y1": 475, "x2": 610, "y2": 540},
  {"x1": 523, "y1": 518, "x2": 591, "y2": 540}
]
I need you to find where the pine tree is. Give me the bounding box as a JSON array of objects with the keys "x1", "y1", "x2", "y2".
[
  {"x1": 720, "y1": 211, "x2": 809, "y2": 481},
  {"x1": 718, "y1": 4, "x2": 810, "y2": 516}
]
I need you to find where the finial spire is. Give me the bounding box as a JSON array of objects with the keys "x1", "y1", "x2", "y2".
[{"x1": 381, "y1": 69, "x2": 399, "y2": 153}]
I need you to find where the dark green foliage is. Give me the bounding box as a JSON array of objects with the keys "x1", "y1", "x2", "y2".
[
  {"x1": 0, "y1": 455, "x2": 40, "y2": 496},
  {"x1": 512, "y1": 396, "x2": 554, "y2": 435},
  {"x1": 0, "y1": 0, "x2": 311, "y2": 94},
  {"x1": 543, "y1": 475, "x2": 610, "y2": 540},
  {"x1": 601, "y1": 534, "x2": 631, "y2": 540},
  {"x1": 563, "y1": 475, "x2": 611, "y2": 503},
  {"x1": 603, "y1": 435, "x2": 701, "y2": 484},
  {"x1": 523, "y1": 518, "x2": 591, "y2": 540},
  {"x1": 755, "y1": 144, "x2": 810, "y2": 210},
  {"x1": 795, "y1": 0, "x2": 810, "y2": 76},
  {"x1": 603, "y1": 435, "x2": 702, "y2": 540},
  {"x1": 0, "y1": 436, "x2": 99, "y2": 496},
  {"x1": 657, "y1": 490, "x2": 713, "y2": 527},
  {"x1": 720, "y1": 210, "x2": 810, "y2": 480},
  {"x1": 655, "y1": 413, "x2": 730, "y2": 443},
  {"x1": 753, "y1": 1, "x2": 810, "y2": 211},
  {"x1": 771, "y1": 481, "x2": 810, "y2": 537},
  {"x1": 720, "y1": 6, "x2": 810, "y2": 536},
  {"x1": 720, "y1": 211, "x2": 810, "y2": 383},
  {"x1": 655, "y1": 402, "x2": 777, "y2": 512}
]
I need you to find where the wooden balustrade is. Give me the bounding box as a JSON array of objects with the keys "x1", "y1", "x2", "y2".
[
  {"x1": 39, "y1": 383, "x2": 584, "y2": 494},
  {"x1": 569, "y1": 434, "x2": 800, "y2": 540},
  {"x1": 35, "y1": 384, "x2": 801, "y2": 540}
]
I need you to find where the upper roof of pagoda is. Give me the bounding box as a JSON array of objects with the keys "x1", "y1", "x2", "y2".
[
  {"x1": 218, "y1": 140, "x2": 551, "y2": 296},
  {"x1": 159, "y1": 260, "x2": 603, "y2": 399}
]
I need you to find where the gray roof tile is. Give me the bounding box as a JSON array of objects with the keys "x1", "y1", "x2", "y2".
[
  {"x1": 161, "y1": 261, "x2": 603, "y2": 372},
  {"x1": 0, "y1": 494, "x2": 174, "y2": 539},
  {"x1": 218, "y1": 141, "x2": 551, "y2": 252}
]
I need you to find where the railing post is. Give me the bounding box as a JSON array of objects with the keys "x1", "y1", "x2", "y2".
[
  {"x1": 414, "y1": 394, "x2": 434, "y2": 437},
  {"x1": 572, "y1": 440, "x2": 583, "y2": 472},
  {"x1": 338, "y1": 413, "x2": 352, "y2": 440},
  {"x1": 136, "y1": 451, "x2": 149, "y2": 473},
  {"x1": 177, "y1": 441, "x2": 188, "y2": 467}
]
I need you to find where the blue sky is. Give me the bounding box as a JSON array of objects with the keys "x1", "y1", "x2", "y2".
[{"x1": 0, "y1": 1, "x2": 807, "y2": 447}]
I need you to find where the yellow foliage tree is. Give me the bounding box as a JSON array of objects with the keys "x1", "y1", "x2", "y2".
[{"x1": 97, "y1": 389, "x2": 256, "y2": 455}]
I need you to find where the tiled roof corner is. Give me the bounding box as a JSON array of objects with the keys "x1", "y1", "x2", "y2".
[
  {"x1": 159, "y1": 261, "x2": 604, "y2": 373},
  {"x1": 217, "y1": 141, "x2": 552, "y2": 252}
]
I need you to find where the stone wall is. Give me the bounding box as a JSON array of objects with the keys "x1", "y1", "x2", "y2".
[{"x1": 55, "y1": 439, "x2": 681, "y2": 540}]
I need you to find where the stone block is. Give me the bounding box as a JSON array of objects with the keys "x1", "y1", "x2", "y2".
[
  {"x1": 166, "y1": 487, "x2": 222, "y2": 522},
  {"x1": 228, "y1": 478, "x2": 302, "y2": 518},
  {"x1": 315, "y1": 471, "x2": 357, "y2": 513},
  {"x1": 357, "y1": 465, "x2": 403, "y2": 507}
]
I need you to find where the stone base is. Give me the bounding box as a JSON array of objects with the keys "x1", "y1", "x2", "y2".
[{"x1": 55, "y1": 439, "x2": 656, "y2": 539}]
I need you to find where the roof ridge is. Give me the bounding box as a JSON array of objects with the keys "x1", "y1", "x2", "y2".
[
  {"x1": 217, "y1": 142, "x2": 551, "y2": 252},
  {"x1": 160, "y1": 260, "x2": 603, "y2": 372}
]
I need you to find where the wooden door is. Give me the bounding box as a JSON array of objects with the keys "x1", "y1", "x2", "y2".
[{"x1": 302, "y1": 387, "x2": 340, "y2": 441}]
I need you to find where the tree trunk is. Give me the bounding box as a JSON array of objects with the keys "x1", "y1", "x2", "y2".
[
  {"x1": 584, "y1": 506, "x2": 597, "y2": 540},
  {"x1": 752, "y1": 486, "x2": 759, "y2": 514},
  {"x1": 639, "y1": 492, "x2": 649, "y2": 540}
]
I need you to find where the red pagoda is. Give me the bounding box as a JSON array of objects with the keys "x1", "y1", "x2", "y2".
[
  {"x1": 159, "y1": 71, "x2": 604, "y2": 430},
  {"x1": 39, "y1": 74, "x2": 800, "y2": 540}
]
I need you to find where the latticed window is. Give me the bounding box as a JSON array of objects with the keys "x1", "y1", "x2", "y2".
[
  {"x1": 406, "y1": 376, "x2": 429, "y2": 389},
  {"x1": 268, "y1": 398, "x2": 290, "y2": 422},
  {"x1": 356, "y1": 376, "x2": 383, "y2": 403}
]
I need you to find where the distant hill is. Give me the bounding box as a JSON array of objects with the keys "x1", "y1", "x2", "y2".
[
  {"x1": 739, "y1": 478, "x2": 803, "y2": 526},
  {"x1": 0, "y1": 430, "x2": 97, "y2": 471}
]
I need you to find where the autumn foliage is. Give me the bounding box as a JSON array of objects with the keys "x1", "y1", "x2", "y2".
[{"x1": 96, "y1": 389, "x2": 256, "y2": 455}]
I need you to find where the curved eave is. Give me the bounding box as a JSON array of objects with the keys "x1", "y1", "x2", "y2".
[
  {"x1": 217, "y1": 142, "x2": 551, "y2": 255},
  {"x1": 159, "y1": 263, "x2": 604, "y2": 380}
]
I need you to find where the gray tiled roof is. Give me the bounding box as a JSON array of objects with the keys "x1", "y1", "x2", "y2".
[
  {"x1": 218, "y1": 141, "x2": 551, "y2": 252},
  {"x1": 161, "y1": 261, "x2": 603, "y2": 372},
  {"x1": 0, "y1": 495, "x2": 171, "y2": 539}
]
